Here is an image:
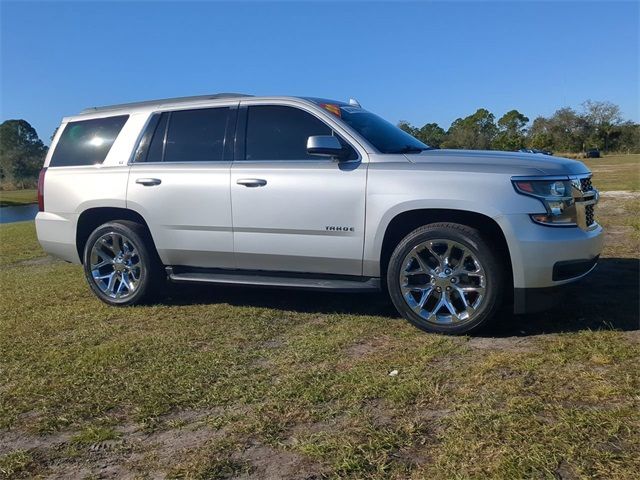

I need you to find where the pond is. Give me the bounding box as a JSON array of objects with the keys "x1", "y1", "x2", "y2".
[{"x1": 0, "y1": 204, "x2": 39, "y2": 224}]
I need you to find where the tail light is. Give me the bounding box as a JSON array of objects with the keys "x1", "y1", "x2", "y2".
[{"x1": 37, "y1": 167, "x2": 47, "y2": 212}]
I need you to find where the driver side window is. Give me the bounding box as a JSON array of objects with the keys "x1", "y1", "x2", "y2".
[{"x1": 245, "y1": 105, "x2": 355, "y2": 161}]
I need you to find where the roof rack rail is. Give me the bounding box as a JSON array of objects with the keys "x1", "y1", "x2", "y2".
[{"x1": 80, "y1": 93, "x2": 252, "y2": 114}]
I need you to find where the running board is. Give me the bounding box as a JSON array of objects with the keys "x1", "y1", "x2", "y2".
[{"x1": 166, "y1": 267, "x2": 380, "y2": 292}]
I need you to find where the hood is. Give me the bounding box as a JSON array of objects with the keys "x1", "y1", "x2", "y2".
[{"x1": 404, "y1": 149, "x2": 590, "y2": 177}]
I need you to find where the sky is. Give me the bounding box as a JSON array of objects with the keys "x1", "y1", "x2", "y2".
[{"x1": 1, "y1": 0, "x2": 638, "y2": 143}]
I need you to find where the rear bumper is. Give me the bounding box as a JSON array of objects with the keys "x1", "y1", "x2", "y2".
[{"x1": 35, "y1": 211, "x2": 80, "y2": 263}]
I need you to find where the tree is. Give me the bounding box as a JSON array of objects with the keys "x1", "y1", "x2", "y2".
[
  {"x1": 582, "y1": 100, "x2": 622, "y2": 152},
  {"x1": 398, "y1": 120, "x2": 419, "y2": 137},
  {"x1": 398, "y1": 121, "x2": 447, "y2": 148},
  {"x1": 442, "y1": 108, "x2": 497, "y2": 149},
  {"x1": 612, "y1": 122, "x2": 640, "y2": 153},
  {"x1": 0, "y1": 120, "x2": 47, "y2": 188},
  {"x1": 396, "y1": 100, "x2": 637, "y2": 154},
  {"x1": 543, "y1": 107, "x2": 589, "y2": 153},
  {"x1": 527, "y1": 117, "x2": 554, "y2": 151},
  {"x1": 493, "y1": 110, "x2": 529, "y2": 151},
  {"x1": 416, "y1": 123, "x2": 446, "y2": 148}
]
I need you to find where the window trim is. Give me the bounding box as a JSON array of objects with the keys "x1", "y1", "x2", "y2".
[
  {"x1": 130, "y1": 113, "x2": 161, "y2": 164},
  {"x1": 234, "y1": 103, "x2": 361, "y2": 163},
  {"x1": 129, "y1": 105, "x2": 235, "y2": 165}
]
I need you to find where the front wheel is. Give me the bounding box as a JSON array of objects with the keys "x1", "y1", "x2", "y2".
[
  {"x1": 83, "y1": 221, "x2": 163, "y2": 306},
  {"x1": 386, "y1": 223, "x2": 504, "y2": 335}
]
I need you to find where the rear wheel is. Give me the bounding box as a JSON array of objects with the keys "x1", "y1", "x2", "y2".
[
  {"x1": 387, "y1": 223, "x2": 503, "y2": 334},
  {"x1": 83, "y1": 221, "x2": 163, "y2": 306}
]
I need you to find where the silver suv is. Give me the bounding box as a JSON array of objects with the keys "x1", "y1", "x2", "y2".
[{"x1": 36, "y1": 94, "x2": 603, "y2": 334}]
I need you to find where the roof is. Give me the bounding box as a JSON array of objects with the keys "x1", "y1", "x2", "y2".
[{"x1": 79, "y1": 93, "x2": 253, "y2": 114}]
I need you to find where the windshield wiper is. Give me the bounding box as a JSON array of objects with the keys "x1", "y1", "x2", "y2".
[{"x1": 388, "y1": 145, "x2": 431, "y2": 154}]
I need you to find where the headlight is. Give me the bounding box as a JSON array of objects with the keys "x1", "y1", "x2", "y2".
[{"x1": 512, "y1": 178, "x2": 577, "y2": 226}]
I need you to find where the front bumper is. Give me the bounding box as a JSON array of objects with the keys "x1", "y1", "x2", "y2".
[
  {"x1": 499, "y1": 214, "x2": 604, "y2": 289},
  {"x1": 513, "y1": 285, "x2": 569, "y2": 314},
  {"x1": 497, "y1": 214, "x2": 604, "y2": 314}
]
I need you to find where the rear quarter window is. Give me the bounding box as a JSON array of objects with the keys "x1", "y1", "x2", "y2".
[{"x1": 50, "y1": 115, "x2": 129, "y2": 167}]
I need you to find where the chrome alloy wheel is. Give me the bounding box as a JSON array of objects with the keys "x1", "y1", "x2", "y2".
[
  {"x1": 399, "y1": 239, "x2": 486, "y2": 324},
  {"x1": 89, "y1": 232, "x2": 142, "y2": 299}
]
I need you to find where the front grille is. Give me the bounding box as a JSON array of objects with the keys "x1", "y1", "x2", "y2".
[
  {"x1": 579, "y1": 175, "x2": 596, "y2": 227},
  {"x1": 585, "y1": 204, "x2": 595, "y2": 226}
]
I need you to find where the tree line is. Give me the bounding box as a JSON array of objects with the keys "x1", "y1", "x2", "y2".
[
  {"x1": 1, "y1": 99, "x2": 638, "y2": 189},
  {"x1": 399, "y1": 100, "x2": 640, "y2": 154}
]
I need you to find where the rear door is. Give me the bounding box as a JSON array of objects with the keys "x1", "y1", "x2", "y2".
[
  {"x1": 230, "y1": 102, "x2": 367, "y2": 276},
  {"x1": 127, "y1": 105, "x2": 235, "y2": 268}
]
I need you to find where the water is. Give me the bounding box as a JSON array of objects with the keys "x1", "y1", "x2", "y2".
[{"x1": 0, "y1": 204, "x2": 39, "y2": 224}]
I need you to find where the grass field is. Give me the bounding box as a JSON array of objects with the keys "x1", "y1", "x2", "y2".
[
  {"x1": 0, "y1": 190, "x2": 37, "y2": 208},
  {"x1": 0, "y1": 156, "x2": 638, "y2": 479},
  {"x1": 584, "y1": 154, "x2": 640, "y2": 192}
]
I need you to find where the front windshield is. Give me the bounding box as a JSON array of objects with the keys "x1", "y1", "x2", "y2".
[{"x1": 317, "y1": 103, "x2": 429, "y2": 154}]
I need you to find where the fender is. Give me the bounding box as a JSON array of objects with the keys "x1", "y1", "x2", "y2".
[{"x1": 363, "y1": 199, "x2": 514, "y2": 278}]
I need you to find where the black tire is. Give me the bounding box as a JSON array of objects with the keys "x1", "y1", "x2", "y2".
[
  {"x1": 386, "y1": 223, "x2": 504, "y2": 335},
  {"x1": 82, "y1": 220, "x2": 164, "y2": 306}
]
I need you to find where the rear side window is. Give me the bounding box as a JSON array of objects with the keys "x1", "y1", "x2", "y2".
[
  {"x1": 50, "y1": 115, "x2": 128, "y2": 167},
  {"x1": 245, "y1": 106, "x2": 332, "y2": 160},
  {"x1": 142, "y1": 107, "x2": 229, "y2": 163}
]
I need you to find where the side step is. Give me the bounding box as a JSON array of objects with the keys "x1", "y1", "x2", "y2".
[{"x1": 166, "y1": 267, "x2": 380, "y2": 292}]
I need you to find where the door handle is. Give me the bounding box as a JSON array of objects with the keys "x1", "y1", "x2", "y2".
[
  {"x1": 236, "y1": 178, "x2": 267, "y2": 187},
  {"x1": 136, "y1": 178, "x2": 162, "y2": 186}
]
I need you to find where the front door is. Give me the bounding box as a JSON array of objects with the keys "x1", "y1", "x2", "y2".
[{"x1": 230, "y1": 104, "x2": 367, "y2": 276}]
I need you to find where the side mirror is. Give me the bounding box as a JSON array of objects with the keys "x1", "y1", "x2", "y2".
[{"x1": 306, "y1": 135, "x2": 346, "y2": 159}]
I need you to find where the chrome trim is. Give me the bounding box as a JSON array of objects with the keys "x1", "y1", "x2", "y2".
[
  {"x1": 135, "y1": 178, "x2": 162, "y2": 186},
  {"x1": 306, "y1": 135, "x2": 343, "y2": 157},
  {"x1": 236, "y1": 178, "x2": 267, "y2": 187},
  {"x1": 570, "y1": 174, "x2": 599, "y2": 231}
]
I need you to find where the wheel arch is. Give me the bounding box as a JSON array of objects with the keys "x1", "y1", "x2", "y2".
[
  {"x1": 378, "y1": 208, "x2": 513, "y2": 301},
  {"x1": 76, "y1": 207, "x2": 154, "y2": 264}
]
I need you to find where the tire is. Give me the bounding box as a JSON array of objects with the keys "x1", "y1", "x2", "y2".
[
  {"x1": 82, "y1": 220, "x2": 164, "y2": 306},
  {"x1": 386, "y1": 223, "x2": 504, "y2": 335}
]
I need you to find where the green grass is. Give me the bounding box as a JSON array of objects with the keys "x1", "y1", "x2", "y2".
[
  {"x1": 0, "y1": 189, "x2": 37, "y2": 208},
  {"x1": 0, "y1": 157, "x2": 639, "y2": 478},
  {"x1": 0, "y1": 222, "x2": 44, "y2": 267},
  {"x1": 583, "y1": 153, "x2": 640, "y2": 192},
  {"x1": 0, "y1": 451, "x2": 32, "y2": 479}
]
